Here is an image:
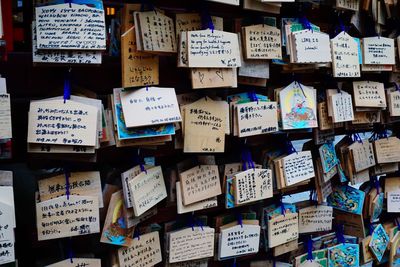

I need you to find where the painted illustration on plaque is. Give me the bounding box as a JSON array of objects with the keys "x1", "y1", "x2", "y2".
[
  {"x1": 327, "y1": 185, "x2": 365, "y2": 215},
  {"x1": 279, "y1": 81, "x2": 317, "y2": 130}
]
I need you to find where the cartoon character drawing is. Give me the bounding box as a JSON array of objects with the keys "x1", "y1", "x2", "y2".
[
  {"x1": 280, "y1": 83, "x2": 318, "y2": 130},
  {"x1": 285, "y1": 91, "x2": 316, "y2": 126}
]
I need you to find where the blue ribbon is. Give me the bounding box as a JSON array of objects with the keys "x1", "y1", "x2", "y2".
[
  {"x1": 300, "y1": 17, "x2": 313, "y2": 32},
  {"x1": 64, "y1": 0, "x2": 72, "y2": 8},
  {"x1": 273, "y1": 260, "x2": 276, "y2": 267},
  {"x1": 247, "y1": 150, "x2": 255, "y2": 169},
  {"x1": 248, "y1": 91, "x2": 258, "y2": 104},
  {"x1": 286, "y1": 139, "x2": 297, "y2": 155},
  {"x1": 68, "y1": 237, "x2": 74, "y2": 263},
  {"x1": 140, "y1": 164, "x2": 147, "y2": 174},
  {"x1": 394, "y1": 82, "x2": 400, "y2": 92},
  {"x1": 396, "y1": 218, "x2": 400, "y2": 231},
  {"x1": 136, "y1": 149, "x2": 147, "y2": 174},
  {"x1": 241, "y1": 147, "x2": 254, "y2": 170},
  {"x1": 237, "y1": 213, "x2": 243, "y2": 228},
  {"x1": 241, "y1": 150, "x2": 247, "y2": 171},
  {"x1": 350, "y1": 133, "x2": 363, "y2": 144},
  {"x1": 369, "y1": 129, "x2": 388, "y2": 141},
  {"x1": 189, "y1": 213, "x2": 195, "y2": 231},
  {"x1": 233, "y1": 258, "x2": 237, "y2": 267},
  {"x1": 64, "y1": 168, "x2": 70, "y2": 200},
  {"x1": 201, "y1": 6, "x2": 214, "y2": 33},
  {"x1": 196, "y1": 218, "x2": 204, "y2": 231},
  {"x1": 279, "y1": 195, "x2": 286, "y2": 216},
  {"x1": 336, "y1": 224, "x2": 345, "y2": 244},
  {"x1": 369, "y1": 223, "x2": 375, "y2": 235},
  {"x1": 309, "y1": 190, "x2": 318, "y2": 207},
  {"x1": 307, "y1": 236, "x2": 314, "y2": 261},
  {"x1": 333, "y1": 16, "x2": 349, "y2": 37},
  {"x1": 338, "y1": 17, "x2": 346, "y2": 33},
  {"x1": 63, "y1": 70, "x2": 71, "y2": 103},
  {"x1": 381, "y1": 130, "x2": 388, "y2": 139},
  {"x1": 372, "y1": 176, "x2": 380, "y2": 194},
  {"x1": 133, "y1": 226, "x2": 141, "y2": 240}
]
